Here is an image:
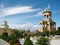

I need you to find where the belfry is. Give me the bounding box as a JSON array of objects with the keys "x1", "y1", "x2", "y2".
[{"x1": 39, "y1": 7, "x2": 56, "y2": 32}]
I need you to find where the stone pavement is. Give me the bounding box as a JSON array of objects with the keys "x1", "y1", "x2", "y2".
[{"x1": 0, "y1": 39, "x2": 10, "y2": 45}]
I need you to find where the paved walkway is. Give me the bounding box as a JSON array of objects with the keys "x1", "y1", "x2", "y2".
[
  {"x1": 0, "y1": 39, "x2": 10, "y2": 45},
  {"x1": 50, "y1": 39, "x2": 60, "y2": 45}
]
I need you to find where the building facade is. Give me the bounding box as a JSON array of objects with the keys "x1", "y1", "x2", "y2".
[
  {"x1": 39, "y1": 8, "x2": 56, "y2": 32},
  {"x1": 0, "y1": 20, "x2": 12, "y2": 35}
]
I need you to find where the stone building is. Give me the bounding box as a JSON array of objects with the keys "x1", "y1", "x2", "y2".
[
  {"x1": 0, "y1": 20, "x2": 9, "y2": 29},
  {"x1": 0, "y1": 20, "x2": 12, "y2": 35},
  {"x1": 39, "y1": 7, "x2": 56, "y2": 32}
]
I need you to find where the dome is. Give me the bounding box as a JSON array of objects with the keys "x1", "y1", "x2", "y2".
[
  {"x1": 0, "y1": 20, "x2": 9, "y2": 28},
  {"x1": 2, "y1": 20, "x2": 7, "y2": 25}
]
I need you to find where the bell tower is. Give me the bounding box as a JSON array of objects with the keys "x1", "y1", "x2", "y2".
[
  {"x1": 39, "y1": 6, "x2": 56, "y2": 32},
  {"x1": 43, "y1": 8, "x2": 52, "y2": 21}
]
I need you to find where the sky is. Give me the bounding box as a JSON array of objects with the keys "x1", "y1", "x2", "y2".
[{"x1": 0, "y1": 0, "x2": 60, "y2": 31}]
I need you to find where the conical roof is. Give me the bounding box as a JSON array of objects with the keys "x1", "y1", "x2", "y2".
[{"x1": 43, "y1": 7, "x2": 52, "y2": 14}]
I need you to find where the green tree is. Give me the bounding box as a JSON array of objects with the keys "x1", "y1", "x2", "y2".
[
  {"x1": 58, "y1": 27, "x2": 60, "y2": 31},
  {"x1": 9, "y1": 31, "x2": 20, "y2": 45},
  {"x1": 55, "y1": 30, "x2": 60, "y2": 35},
  {"x1": 23, "y1": 36, "x2": 33, "y2": 45},
  {"x1": 35, "y1": 36, "x2": 49, "y2": 45},
  {"x1": 0, "y1": 32, "x2": 9, "y2": 42},
  {"x1": 55, "y1": 27, "x2": 60, "y2": 35}
]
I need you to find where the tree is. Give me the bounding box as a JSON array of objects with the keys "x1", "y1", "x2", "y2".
[
  {"x1": 23, "y1": 36, "x2": 33, "y2": 45},
  {"x1": 35, "y1": 36, "x2": 49, "y2": 45},
  {"x1": 58, "y1": 27, "x2": 60, "y2": 31},
  {"x1": 55, "y1": 27, "x2": 60, "y2": 35},
  {"x1": 0, "y1": 32, "x2": 9, "y2": 42},
  {"x1": 55, "y1": 30, "x2": 60, "y2": 35},
  {"x1": 9, "y1": 31, "x2": 20, "y2": 45}
]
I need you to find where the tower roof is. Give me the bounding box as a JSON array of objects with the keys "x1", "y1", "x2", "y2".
[
  {"x1": 43, "y1": 5, "x2": 52, "y2": 14},
  {"x1": 43, "y1": 10, "x2": 52, "y2": 14}
]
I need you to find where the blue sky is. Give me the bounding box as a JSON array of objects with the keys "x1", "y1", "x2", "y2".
[{"x1": 0, "y1": 0, "x2": 60, "y2": 30}]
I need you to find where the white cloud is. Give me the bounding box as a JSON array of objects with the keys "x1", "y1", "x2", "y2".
[
  {"x1": 20, "y1": 15, "x2": 36, "y2": 19},
  {"x1": 36, "y1": 9, "x2": 44, "y2": 17},
  {"x1": 0, "y1": 6, "x2": 40, "y2": 17},
  {"x1": 19, "y1": 9, "x2": 44, "y2": 19},
  {"x1": 9, "y1": 23, "x2": 39, "y2": 31}
]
